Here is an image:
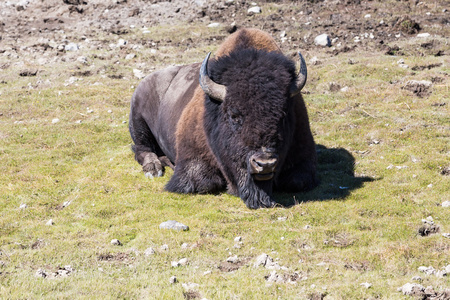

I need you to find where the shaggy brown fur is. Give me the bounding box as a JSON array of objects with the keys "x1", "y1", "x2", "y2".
[{"x1": 129, "y1": 28, "x2": 318, "y2": 208}]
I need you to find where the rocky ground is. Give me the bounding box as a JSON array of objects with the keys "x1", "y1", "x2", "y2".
[{"x1": 1, "y1": 0, "x2": 449, "y2": 66}]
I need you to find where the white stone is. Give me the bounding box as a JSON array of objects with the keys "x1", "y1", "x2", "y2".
[
  {"x1": 314, "y1": 34, "x2": 331, "y2": 47},
  {"x1": 234, "y1": 236, "x2": 242, "y2": 242},
  {"x1": 417, "y1": 33, "x2": 431, "y2": 38},
  {"x1": 20, "y1": 203, "x2": 27, "y2": 209},
  {"x1": 247, "y1": 6, "x2": 262, "y2": 14},
  {"x1": 364, "y1": 14, "x2": 371, "y2": 18},
  {"x1": 398, "y1": 283, "x2": 425, "y2": 296},
  {"x1": 117, "y1": 39, "x2": 128, "y2": 47},
  {"x1": 169, "y1": 275, "x2": 177, "y2": 284},
  {"x1": 360, "y1": 282, "x2": 372, "y2": 288},
  {"x1": 65, "y1": 43, "x2": 79, "y2": 51},
  {"x1": 52, "y1": 118, "x2": 59, "y2": 124},
  {"x1": 160, "y1": 244, "x2": 169, "y2": 251},
  {"x1": 418, "y1": 266, "x2": 435, "y2": 275},
  {"x1": 182, "y1": 282, "x2": 199, "y2": 290},
  {"x1": 144, "y1": 247, "x2": 155, "y2": 256},
  {"x1": 110, "y1": 239, "x2": 122, "y2": 246},
  {"x1": 133, "y1": 69, "x2": 145, "y2": 79},
  {"x1": 227, "y1": 255, "x2": 239, "y2": 263},
  {"x1": 207, "y1": 23, "x2": 220, "y2": 28},
  {"x1": 178, "y1": 258, "x2": 188, "y2": 266},
  {"x1": 46, "y1": 219, "x2": 54, "y2": 226},
  {"x1": 125, "y1": 53, "x2": 136, "y2": 60},
  {"x1": 442, "y1": 201, "x2": 450, "y2": 207}
]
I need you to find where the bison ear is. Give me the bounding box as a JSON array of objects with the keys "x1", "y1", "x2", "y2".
[
  {"x1": 290, "y1": 51, "x2": 307, "y2": 97},
  {"x1": 199, "y1": 52, "x2": 227, "y2": 103}
]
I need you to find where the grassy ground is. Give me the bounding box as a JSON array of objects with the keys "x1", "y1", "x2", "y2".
[{"x1": 0, "y1": 22, "x2": 449, "y2": 299}]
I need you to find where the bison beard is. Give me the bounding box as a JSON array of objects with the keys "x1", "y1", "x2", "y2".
[{"x1": 129, "y1": 28, "x2": 318, "y2": 209}]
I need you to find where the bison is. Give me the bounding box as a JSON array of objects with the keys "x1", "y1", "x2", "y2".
[{"x1": 129, "y1": 28, "x2": 318, "y2": 209}]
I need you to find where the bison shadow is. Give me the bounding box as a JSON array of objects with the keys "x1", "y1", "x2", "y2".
[{"x1": 274, "y1": 144, "x2": 374, "y2": 207}]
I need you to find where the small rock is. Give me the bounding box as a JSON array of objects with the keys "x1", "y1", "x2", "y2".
[
  {"x1": 418, "y1": 266, "x2": 435, "y2": 275},
  {"x1": 417, "y1": 33, "x2": 431, "y2": 38},
  {"x1": 254, "y1": 253, "x2": 269, "y2": 267},
  {"x1": 207, "y1": 23, "x2": 220, "y2": 28},
  {"x1": 178, "y1": 258, "x2": 188, "y2": 266},
  {"x1": 443, "y1": 233, "x2": 450, "y2": 238},
  {"x1": 360, "y1": 282, "x2": 372, "y2": 288},
  {"x1": 46, "y1": 219, "x2": 54, "y2": 226},
  {"x1": 442, "y1": 201, "x2": 450, "y2": 207},
  {"x1": 181, "y1": 243, "x2": 189, "y2": 249},
  {"x1": 77, "y1": 56, "x2": 88, "y2": 64},
  {"x1": 117, "y1": 39, "x2": 128, "y2": 47},
  {"x1": 314, "y1": 34, "x2": 331, "y2": 47},
  {"x1": 398, "y1": 283, "x2": 425, "y2": 296},
  {"x1": 144, "y1": 247, "x2": 155, "y2": 256},
  {"x1": 277, "y1": 217, "x2": 287, "y2": 221},
  {"x1": 133, "y1": 69, "x2": 145, "y2": 79},
  {"x1": 234, "y1": 236, "x2": 242, "y2": 242},
  {"x1": 227, "y1": 255, "x2": 239, "y2": 264},
  {"x1": 110, "y1": 239, "x2": 122, "y2": 246},
  {"x1": 107, "y1": 110, "x2": 112, "y2": 113},
  {"x1": 304, "y1": 225, "x2": 311, "y2": 229},
  {"x1": 247, "y1": 6, "x2": 262, "y2": 15},
  {"x1": 20, "y1": 203, "x2": 27, "y2": 209},
  {"x1": 364, "y1": 14, "x2": 371, "y2": 18},
  {"x1": 52, "y1": 118, "x2": 60, "y2": 124},
  {"x1": 169, "y1": 275, "x2": 177, "y2": 284},
  {"x1": 125, "y1": 53, "x2": 136, "y2": 60},
  {"x1": 160, "y1": 244, "x2": 169, "y2": 251},
  {"x1": 309, "y1": 56, "x2": 320, "y2": 65},
  {"x1": 203, "y1": 270, "x2": 212, "y2": 275},
  {"x1": 422, "y1": 216, "x2": 434, "y2": 225},
  {"x1": 412, "y1": 276, "x2": 422, "y2": 281},
  {"x1": 35, "y1": 269, "x2": 48, "y2": 278},
  {"x1": 171, "y1": 261, "x2": 180, "y2": 267},
  {"x1": 340, "y1": 86, "x2": 349, "y2": 92},
  {"x1": 159, "y1": 220, "x2": 189, "y2": 231},
  {"x1": 65, "y1": 43, "x2": 79, "y2": 52}
]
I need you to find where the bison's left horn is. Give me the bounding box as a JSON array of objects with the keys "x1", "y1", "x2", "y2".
[
  {"x1": 199, "y1": 52, "x2": 226, "y2": 103},
  {"x1": 290, "y1": 52, "x2": 308, "y2": 97}
]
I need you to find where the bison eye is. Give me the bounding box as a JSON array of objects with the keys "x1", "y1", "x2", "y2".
[{"x1": 228, "y1": 111, "x2": 243, "y2": 128}]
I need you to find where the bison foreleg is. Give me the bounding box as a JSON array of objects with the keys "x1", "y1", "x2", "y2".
[{"x1": 165, "y1": 159, "x2": 225, "y2": 194}]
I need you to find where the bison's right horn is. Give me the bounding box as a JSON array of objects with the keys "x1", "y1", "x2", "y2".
[
  {"x1": 290, "y1": 52, "x2": 308, "y2": 97},
  {"x1": 199, "y1": 52, "x2": 227, "y2": 103}
]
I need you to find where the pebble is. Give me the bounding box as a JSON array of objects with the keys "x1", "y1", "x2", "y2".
[
  {"x1": 159, "y1": 220, "x2": 189, "y2": 231},
  {"x1": 442, "y1": 201, "x2": 450, "y2": 207},
  {"x1": 20, "y1": 203, "x2": 27, "y2": 209},
  {"x1": 254, "y1": 253, "x2": 281, "y2": 270},
  {"x1": 133, "y1": 69, "x2": 145, "y2": 79},
  {"x1": 360, "y1": 282, "x2": 372, "y2": 288},
  {"x1": 421, "y1": 216, "x2": 434, "y2": 225},
  {"x1": 46, "y1": 219, "x2": 54, "y2": 226},
  {"x1": 309, "y1": 56, "x2": 320, "y2": 65},
  {"x1": 417, "y1": 33, "x2": 431, "y2": 38},
  {"x1": 110, "y1": 239, "x2": 122, "y2": 246},
  {"x1": 226, "y1": 255, "x2": 239, "y2": 264},
  {"x1": 247, "y1": 6, "x2": 262, "y2": 15},
  {"x1": 77, "y1": 56, "x2": 88, "y2": 64},
  {"x1": 234, "y1": 236, "x2": 242, "y2": 242},
  {"x1": 181, "y1": 243, "x2": 189, "y2": 249},
  {"x1": 125, "y1": 53, "x2": 136, "y2": 60},
  {"x1": 144, "y1": 247, "x2": 155, "y2": 256},
  {"x1": 160, "y1": 244, "x2": 169, "y2": 251},
  {"x1": 443, "y1": 233, "x2": 450, "y2": 238},
  {"x1": 207, "y1": 23, "x2": 220, "y2": 28},
  {"x1": 117, "y1": 39, "x2": 128, "y2": 47},
  {"x1": 169, "y1": 275, "x2": 177, "y2": 284},
  {"x1": 65, "y1": 43, "x2": 79, "y2": 52},
  {"x1": 398, "y1": 283, "x2": 425, "y2": 296},
  {"x1": 314, "y1": 33, "x2": 331, "y2": 47},
  {"x1": 52, "y1": 118, "x2": 59, "y2": 124}
]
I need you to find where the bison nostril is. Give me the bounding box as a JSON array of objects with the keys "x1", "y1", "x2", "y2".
[{"x1": 250, "y1": 156, "x2": 278, "y2": 173}]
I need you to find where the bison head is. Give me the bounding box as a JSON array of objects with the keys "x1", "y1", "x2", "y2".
[{"x1": 201, "y1": 49, "x2": 307, "y2": 209}]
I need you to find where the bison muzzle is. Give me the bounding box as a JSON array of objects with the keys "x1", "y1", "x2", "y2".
[{"x1": 129, "y1": 28, "x2": 318, "y2": 209}]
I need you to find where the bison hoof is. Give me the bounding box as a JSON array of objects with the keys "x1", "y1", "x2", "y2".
[
  {"x1": 145, "y1": 169, "x2": 164, "y2": 178},
  {"x1": 143, "y1": 162, "x2": 164, "y2": 178}
]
